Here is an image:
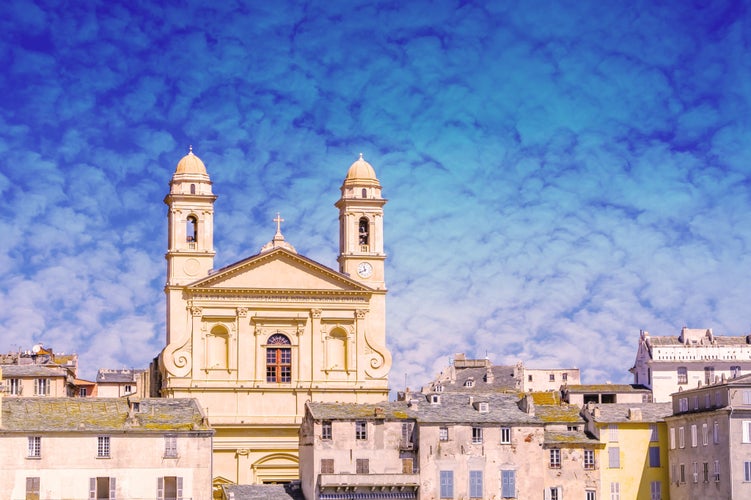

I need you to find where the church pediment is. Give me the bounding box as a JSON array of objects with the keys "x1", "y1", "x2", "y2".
[{"x1": 187, "y1": 248, "x2": 372, "y2": 293}]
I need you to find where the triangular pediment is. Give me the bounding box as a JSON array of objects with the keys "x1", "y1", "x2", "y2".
[{"x1": 188, "y1": 248, "x2": 371, "y2": 292}]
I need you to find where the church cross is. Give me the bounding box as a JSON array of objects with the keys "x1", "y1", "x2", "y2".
[{"x1": 274, "y1": 212, "x2": 284, "y2": 235}]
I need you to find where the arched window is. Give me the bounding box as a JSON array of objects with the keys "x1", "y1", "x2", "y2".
[
  {"x1": 190, "y1": 183, "x2": 196, "y2": 194},
  {"x1": 361, "y1": 188, "x2": 367, "y2": 198},
  {"x1": 266, "y1": 334, "x2": 291, "y2": 383},
  {"x1": 358, "y1": 217, "x2": 369, "y2": 245},
  {"x1": 186, "y1": 216, "x2": 197, "y2": 242},
  {"x1": 207, "y1": 326, "x2": 228, "y2": 369}
]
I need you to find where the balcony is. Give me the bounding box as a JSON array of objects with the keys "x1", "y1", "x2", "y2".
[{"x1": 319, "y1": 473, "x2": 420, "y2": 489}]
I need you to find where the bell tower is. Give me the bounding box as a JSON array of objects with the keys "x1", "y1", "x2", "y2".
[
  {"x1": 164, "y1": 148, "x2": 216, "y2": 287},
  {"x1": 336, "y1": 154, "x2": 387, "y2": 289}
]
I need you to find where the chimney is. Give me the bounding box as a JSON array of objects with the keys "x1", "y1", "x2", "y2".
[
  {"x1": 484, "y1": 366, "x2": 494, "y2": 384},
  {"x1": 627, "y1": 408, "x2": 642, "y2": 421},
  {"x1": 518, "y1": 394, "x2": 535, "y2": 416}
]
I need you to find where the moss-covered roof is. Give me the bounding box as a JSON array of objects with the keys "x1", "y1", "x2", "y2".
[
  {"x1": 536, "y1": 404, "x2": 583, "y2": 423},
  {"x1": 1, "y1": 398, "x2": 212, "y2": 433}
]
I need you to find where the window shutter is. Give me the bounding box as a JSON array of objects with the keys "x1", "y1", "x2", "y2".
[
  {"x1": 157, "y1": 477, "x2": 164, "y2": 500},
  {"x1": 177, "y1": 477, "x2": 183, "y2": 500},
  {"x1": 89, "y1": 478, "x2": 96, "y2": 500},
  {"x1": 46, "y1": 380, "x2": 50, "y2": 395},
  {"x1": 109, "y1": 477, "x2": 116, "y2": 499}
]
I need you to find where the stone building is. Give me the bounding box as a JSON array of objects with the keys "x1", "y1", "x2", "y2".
[
  {"x1": 96, "y1": 368, "x2": 149, "y2": 397},
  {"x1": 0, "y1": 346, "x2": 78, "y2": 397},
  {"x1": 664, "y1": 373, "x2": 751, "y2": 500},
  {"x1": 0, "y1": 371, "x2": 213, "y2": 500},
  {"x1": 631, "y1": 327, "x2": 751, "y2": 402},
  {"x1": 581, "y1": 402, "x2": 673, "y2": 500},
  {"x1": 155, "y1": 151, "x2": 392, "y2": 486},
  {"x1": 300, "y1": 392, "x2": 601, "y2": 500}
]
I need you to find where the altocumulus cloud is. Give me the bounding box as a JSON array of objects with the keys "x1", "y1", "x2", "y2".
[{"x1": 0, "y1": 0, "x2": 749, "y2": 388}]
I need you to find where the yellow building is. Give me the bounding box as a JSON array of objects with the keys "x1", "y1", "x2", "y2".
[
  {"x1": 156, "y1": 150, "x2": 392, "y2": 487},
  {"x1": 582, "y1": 403, "x2": 672, "y2": 500}
]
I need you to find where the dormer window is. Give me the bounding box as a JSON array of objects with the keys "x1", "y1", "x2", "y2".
[
  {"x1": 434, "y1": 384, "x2": 444, "y2": 392},
  {"x1": 430, "y1": 394, "x2": 441, "y2": 404},
  {"x1": 464, "y1": 378, "x2": 475, "y2": 388},
  {"x1": 478, "y1": 402, "x2": 489, "y2": 413}
]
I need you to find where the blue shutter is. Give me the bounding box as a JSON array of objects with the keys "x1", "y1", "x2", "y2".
[
  {"x1": 501, "y1": 470, "x2": 515, "y2": 498},
  {"x1": 440, "y1": 470, "x2": 453, "y2": 498}
]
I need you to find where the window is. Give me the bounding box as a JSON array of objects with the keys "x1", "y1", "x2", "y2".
[
  {"x1": 27, "y1": 437, "x2": 41, "y2": 458},
  {"x1": 472, "y1": 426, "x2": 483, "y2": 444},
  {"x1": 478, "y1": 402, "x2": 489, "y2": 413},
  {"x1": 548, "y1": 487, "x2": 560, "y2": 500},
  {"x1": 744, "y1": 390, "x2": 751, "y2": 405},
  {"x1": 650, "y1": 481, "x2": 661, "y2": 500},
  {"x1": 356, "y1": 458, "x2": 369, "y2": 474},
  {"x1": 608, "y1": 447, "x2": 620, "y2": 468},
  {"x1": 361, "y1": 188, "x2": 367, "y2": 198},
  {"x1": 157, "y1": 476, "x2": 182, "y2": 500},
  {"x1": 124, "y1": 384, "x2": 133, "y2": 394},
  {"x1": 705, "y1": 393, "x2": 711, "y2": 408},
  {"x1": 679, "y1": 427, "x2": 685, "y2": 448},
  {"x1": 648, "y1": 446, "x2": 660, "y2": 467},
  {"x1": 9, "y1": 378, "x2": 21, "y2": 395},
  {"x1": 680, "y1": 464, "x2": 685, "y2": 483},
  {"x1": 402, "y1": 422, "x2": 413, "y2": 447},
  {"x1": 469, "y1": 470, "x2": 483, "y2": 498},
  {"x1": 549, "y1": 448, "x2": 561, "y2": 468},
  {"x1": 79, "y1": 387, "x2": 88, "y2": 397},
  {"x1": 691, "y1": 424, "x2": 697, "y2": 447},
  {"x1": 650, "y1": 424, "x2": 658, "y2": 442},
  {"x1": 679, "y1": 397, "x2": 688, "y2": 412},
  {"x1": 97, "y1": 436, "x2": 110, "y2": 458},
  {"x1": 322, "y1": 421, "x2": 332, "y2": 440},
  {"x1": 586, "y1": 491, "x2": 596, "y2": 500},
  {"x1": 500, "y1": 427, "x2": 511, "y2": 444},
  {"x1": 567, "y1": 425, "x2": 579, "y2": 431},
  {"x1": 704, "y1": 462, "x2": 709, "y2": 482},
  {"x1": 90, "y1": 477, "x2": 116, "y2": 500},
  {"x1": 464, "y1": 378, "x2": 475, "y2": 387},
  {"x1": 440, "y1": 470, "x2": 454, "y2": 498},
  {"x1": 669, "y1": 427, "x2": 675, "y2": 449},
  {"x1": 693, "y1": 396, "x2": 699, "y2": 410},
  {"x1": 355, "y1": 421, "x2": 367, "y2": 440},
  {"x1": 702, "y1": 423, "x2": 708, "y2": 445},
  {"x1": 714, "y1": 460, "x2": 721, "y2": 481},
  {"x1": 608, "y1": 424, "x2": 618, "y2": 442},
  {"x1": 358, "y1": 217, "x2": 369, "y2": 245},
  {"x1": 34, "y1": 379, "x2": 49, "y2": 396},
  {"x1": 705, "y1": 366, "x2": 715, "y2": 384},
  {"x1": 321, "y1": 459, "x2": 334, "y2": 474},
  {"x1": 732, "y1": 366, "x2": 741, "y2": 378},
  {"x1": 528, "y1": 375, "x2": 533, "y2": 382},
  {"x1": 402, "y1": 458, "x2": 413, "y2": 474},
  {"x1": 190, "y1": 184, "x2": 195, "y2": 194},
  {"x1": 745, "y1": 461, "x2": 751, "y2": 482},
  {"x1": 164, "y1": 435, "x2": 177, "y2": 458},
  {"x1": 549, "y1": 373, "x2": 555, "y2": 382},
  {"x1": 266, "y1": 334, "x2": 292, "y2": 383},
  {"x1": 677, "y1": 366, "x2": 688, "y2": 384},
  {"x1": 562, "y1": 372, "x2": 568, "y2": 381},
  {"x1": 714, "y1": 421, "x2": 720, "y2": 444},
  {"x1": 743, "y1": 421, "x2": 751, "y2": 443},
  {"x1": 26, "y1": 477, "x2": 40, "y2": 500},
  {"x1": 439, "y1": 427, "x2": 449, "y2": 441},
  {"x1": 692, "y1": 462, "x2": 698, "y2": 483},
  {"x1": 610, "y1": 482, "x2": 620, "y2": 500},
  {"x1": 430, "y1": 394, "x2": 441, "y2": 404},
  {"x1": 186, "y1": 215, "x2": 197, "y2": 242},
  {"x1": 501, "y1": 470, "x2": 516, "y2": 498},
  {"x1": 584, "y1": 449, "x2": 595, "y2": 469}
]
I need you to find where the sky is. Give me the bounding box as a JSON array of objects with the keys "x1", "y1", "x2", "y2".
[{"x1": 1, "y1": 0, "x2": 750, "y2": 389}]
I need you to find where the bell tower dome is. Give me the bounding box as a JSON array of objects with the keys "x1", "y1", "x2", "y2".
[
  {"x1": 336, "y1": 154, "x2": 387, "y2": 289},
  {"x1": 164, "y1": 148, "x2": 216, "y2": 286}
]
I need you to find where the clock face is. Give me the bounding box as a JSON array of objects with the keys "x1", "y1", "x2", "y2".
[{"x1": 357, "y1": 262, "x2": 373, "y2": 278}]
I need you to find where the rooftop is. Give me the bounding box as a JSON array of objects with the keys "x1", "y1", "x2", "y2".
[
  {"x1": 586, "y1": 403, "x2": 673, "y2": 423},
  {"x1": 222, "y1": 483, "x2": 304, "y2": 500}
]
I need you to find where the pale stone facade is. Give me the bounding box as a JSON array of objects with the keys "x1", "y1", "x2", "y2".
[
  {"x1": 631, "y1": 327, "x2": 751, "y2": 403},
  {"x1": 96, "y1": 368, "x2": 148, "y2": 398},
  {"x1": 562, "y1": 384, "x2": 652, "y2": 406},
  {"x1": 157, "y1": 151, "x2": 392, "y2": 486},
  {"x1": 665, "y1": 374, "x2": 751, "y2": 500},
  {"x1": 0, "y1": 383, "x2": 213, "y2": 500}
]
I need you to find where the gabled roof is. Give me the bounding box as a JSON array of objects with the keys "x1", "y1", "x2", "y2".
[
  {"x1": 0, "y1": 364, "x2": 70, "y2": 377},
  {"x1": 1, "y1": 398, "x2": 212, "y2": 433},
  {"x1": 186, "y1": 247, "x2": 374, "y2": 294},
  {"x1": 586, "y1": 403, "x2": 673, "y2": 423}
]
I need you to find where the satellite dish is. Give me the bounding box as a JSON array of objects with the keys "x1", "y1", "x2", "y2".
[{"x1": 32, "y1": 344, "x2": 41, "y2": 354}]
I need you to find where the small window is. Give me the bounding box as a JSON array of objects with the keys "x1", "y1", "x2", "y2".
[
  {"x1": 469, "y1": 470, "x2": 483, "y2": 498},
  {"x1": 549, "y1": 448, "x2": 561, "y2": 468},
  {"x1": 732, "y1": 366, "x2": 741, "y2": 378},
  {"x1": 34, "y1": 379, "x2": 49, "y2": 396},
  {"x1": 190, "y1": 183, "x2": 196, "y2": 194},
  {"x1": 186, "y1": 215, "x2": 197, "y2": 242},
  {"x1": 677, "y1": 367, "x2": 688, "y2": 384},
  {"x1": 744, "y1": 461, "x2": 751, "y2": 482},
  {"x1": 9, "y1": 378, "x2": 22, "y2": 395},
  {"x1": 528, "y1": 375, "x2": 533, "y2": 382},
  {"x1": 430, "y1": 394, "x2": 441, "y2": 404},
  {"x1": 679, "y1": 427, "x2": 685, "y2": 448},
  {"x1": 704, "y1": 462, "x2": 710, "y2": 483},
  {"x1": 610, "y1": 482, "x2": 620, "y2": 500},
  {"x1": 478, "y1": 402, "x2": 489, "y2": 413},
  {"x1": 743, "y1": 390, "x2": 751, "y2": 405},
  {"x1": 164, "y1": 435, "x2": 177, "y2": 458},
  {"x1": 648, "y1": 446, "x2": 660, "y2": 467},
  {"x1": 440, "y1": 470, "x2": 454, "y2": 499},
  {"x1": 97, "y1": 436, "x2": 110, "y2": 458},
  {"x1": 28, "y1": 437, "x2": 41, "y2": 458},
  {"x1": 608, "y1": 424, "x2": 618, "y2": 442},
  {"x1": 650, "y1": 480, "x2": 661, "y2": 500},
  {"x1": 355, "y1": 421, "x2": 367, "y2": 440},
  {"x1": 704, "y1": 366, "x2": 715, "y2": 385},
  {"x1": 567, "y1": 425, "x2": 579, "y2": 431},
  {"x1": 549, "y1": 487, "x2": 560, "y2": 500},
  {"x1": 79, "y1": 387, "x2": 88, "y2": 397},
  {"x1": 356, "y1": 458, "x2": 369, "y2": 474},
  {"x1": 562, "y1": 372, "x2": 568, "y2": 381},
  {"x1": 361, "y1": 188, "x2": 367, "y2": 198},
  {"x1": 586, "y1": 490, "x2": 596, "y2": 500},
  {"x1": 322, "y1": 421, "x2": 332, "y2": 440},
  {"x1": 464, "y1": 378, "x2": 475, "y2": 388},
  {"x1": 501, "y1": 470, "x2": 516, "y2": 498},
  {"x1": 680, "y1": 464, "x2": 686, "y2": 483},
  {"x1": 124, "y1": 385, "x2": 133, "y2": 394},
  {"x1": 584, "y1": 449, "x2": 595, "y2": 470},
  {"x1": 679, "y1": 398, "x2": 688, "y2": 412},
  {"x1": 439, "y1": 427, "x2": 449, "y2": 441},
  {"x1": 714, "y1": 421, "x2": 720, "y2": 444},
  {"x1": 650, "y1": 424, "x2": 658, "y2": 442},
  {"x1": 691, "y1": 424, "x2": 697, "y2": 447},
  {"x1": 358, "y1": 217, "x2": 369, "y2": 245},
  {"x1": 500, "y1": 427, "x2": 511, "y2": 444},
  {"x1": 321, "y1": 459, "x2": 334, "y2": 474},
  {"x1": 714, "y1": 460, "x2": 721, "y2": 482},
  {"x1": 549, "y1": 373, "x2": 555, "y2": 382},
  {"x1": 472, "y1": 426, "x2": 483, "y2": 444}
]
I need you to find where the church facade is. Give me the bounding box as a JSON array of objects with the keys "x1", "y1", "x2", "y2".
[{"x1": 156, "y1": 151, "x2": 392, "y2": 487}]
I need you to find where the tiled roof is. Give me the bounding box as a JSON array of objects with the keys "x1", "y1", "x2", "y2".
[
  {"x1": 564, "y1": 384, "x2": 650, "y2": 393},
  {"x1": 426, "y1": 365, "x2": 518, "y2": 393},
  {"x1": 222, "y1": 483, "x2": 304, "y2": 500},
  {"x1": 96, "y1": 369, "x2": 141, "y2": 383},
  {"x1": 1, "y1": 364, "x2": 69, "y2": 377},
  {"x1": 544, "y1": 430, "x2": 599, "y2": 447},
  {"x1": 649, "y1": 335, "x2": 751, "y2": 347},
  {"x1": 0, "y1": 398, "x2": 211, "y2": 433},
  {"x1": 588, "y1": 403, "x2": 673, "y2": 423}
]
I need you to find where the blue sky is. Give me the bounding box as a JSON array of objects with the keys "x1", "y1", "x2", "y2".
[{"x1": 1, "y1": 0, "x2": 749, "y2": 388}]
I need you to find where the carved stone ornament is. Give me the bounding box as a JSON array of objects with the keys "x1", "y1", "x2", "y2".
[
  {"x1": 236, "y1": 449, "x2": 250, "y2": 456},
  {"x1": 237, "y1": 307, "x2": 248, "y2": 317},
  {"x1": 355, "y1": 309, "x2": 367, "y2": 320},
  {"x1": 311, "y1": 308, "x2": 322, "y2": 318},
  {"x1": 190, "y1": 306, "x2": 203, "y2": 317}
]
